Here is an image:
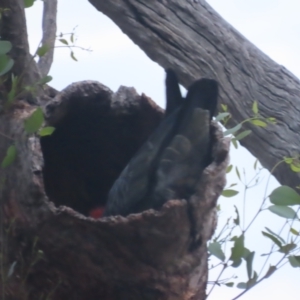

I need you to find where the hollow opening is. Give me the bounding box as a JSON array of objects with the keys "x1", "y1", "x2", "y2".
[{"x1": 40, "y1": 89, "x2": 163, "y2": 216}]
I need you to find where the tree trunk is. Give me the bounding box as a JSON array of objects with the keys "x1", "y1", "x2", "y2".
[
  {"x1": 0, "y1": 81, "x2": 228, "y2": 299},
  {"x1": 0, "y1": 0, "x2": 41, "y2": 99},
  {"x1": 88, "y1": 0, "x2": 300, "y2": 188}
]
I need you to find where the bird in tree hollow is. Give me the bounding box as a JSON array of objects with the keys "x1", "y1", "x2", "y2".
[{"x1": 95, "y1": 69, "x2": 218, "y2": 217}]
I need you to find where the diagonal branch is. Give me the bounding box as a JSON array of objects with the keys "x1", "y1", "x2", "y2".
[{"x1": 88, "y1": 0, "x2": 300, "y2": 189}]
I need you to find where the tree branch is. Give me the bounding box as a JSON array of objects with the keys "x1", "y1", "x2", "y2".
[
  {"x1": 88, "y1": 0, "x2": 300, "y2": 188},
  {"x1": 37, "y1": 0, "x2": 57, "y2": 77}
]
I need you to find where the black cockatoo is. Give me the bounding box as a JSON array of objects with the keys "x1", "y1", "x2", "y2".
[{"x1": 103, "y1": 70, "x2": 218, "y2": 217}]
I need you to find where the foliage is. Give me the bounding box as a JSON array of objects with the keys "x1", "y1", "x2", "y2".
[
  {"x1": 1, "y1": 3, "x2": 300, "y2": 300},
  {"x1": 207, "y1": 103, "x2": 300, "y2": 299}
]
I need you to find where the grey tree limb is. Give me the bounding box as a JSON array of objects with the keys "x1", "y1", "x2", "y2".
[
  {"x1": 37, "y1": 0, "x2": 57, "y2": 77},
  {"x1": 88, "y1": 0, "x2": 300, "y2": 188}
]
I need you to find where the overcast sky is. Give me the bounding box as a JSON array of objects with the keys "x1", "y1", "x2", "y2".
[{"x1": 26, "y1": 1, "x2": 300, "y2": 299}]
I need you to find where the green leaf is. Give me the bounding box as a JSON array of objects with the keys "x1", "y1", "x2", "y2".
[
  {"x1": 233, "y1": 205, "x2": 240, "y2": 225},
  {"x1": 235, "y1": 166, "x2": 241, "y2": 180},
  {"x1": 208, "y1": 242, "x2": 225, "y2": 261},
  {"x1": 237, "y1": 282, "x2": 247, "y2": 289},
  {"x1": 224, "y1": 124, "x2": 242, "y2": 136},
  {"x1": 235, "y1": 130, "x2": 252, "y2": 141},
  {"x1": 0, "y1": 40, "x2": 12, "y2": 55},
  {"x1": 279, "y1": 243, "x2": 296, "y2": 254},
  {"x1": 262, "y1": 231, "x2": 282, "y2": 248},
  {"x1": 230, "y1": 235, "x2": 244, "y2": 267},
  {"x1": 59, "y1": 38, "x2": 68, "y2": 45},
  {"x1": 39, "y1": 126, "x2": 55, "y2": 137},
  {"x1": 24, "y1": 0, "x2": 35, "y2": 8},
  {"x1": 267, "y1": 117, "x2": 276, "y2": 124},
  {"x1": 268, "y1": 205, "x2": 297, "y2": 219},
  {"x1": 231, "y1": 138, "x2": 238, "y2": 149},
  {"x1": 70, "y1": 51, "x2": 77, "y2": 61},
  {"x1": 284, "y1": 157, "x2": 293, "y2": 164},
  {"x1": 288, "y1": 255, "x2": 300, "y2": 268},
  {"x1": 245, "y1": 251, "x2": 255, "y2": 279},
  {"x1": 7, "y1": 75, "x2": 18, "y2": 105},
  {"x1": 37, "y1": 75, "x2": 53, "y2": 85},
  {"x1": 247, "y1": 271, "x2": 258, "y2": 288},
  {"x1": 269, "y1": 185, "x2": 300, "y2": 206},
  {"x1": 264, "y1": 265, "x2": 276, "y2": 278},
  {"x1": 251, "y1": 119, "x2": 267, "y2": 127},
  {"x1": 215, "y1": 112, "x2": 230, "y2": 122},
  {"x1": 253, "y1": 159, "x2": 258, "y2": 170},
  {"x1": 222, "y1": 189, "x2": 239, "y2": 197},
  {"x1": 1, "y1": 145, "x2": 17, "y2": 168},
  {"x1": 225, "y1": 282, "x2": 234, "y2": 287},
  {"x1": 226, "y1": 164, "x2": 233, "y2": 173},
  {"x1": 264, "y1": 227, "x2": 285, "y2": 244},
  {"x1": 221, "y1": 104, "x2": 227, "y2": 112},
  {"x1": 24, "y1": 108, "x2": 44, "y2": 133},
  {"x1": 243, "y1": 247, "x2": 251, "y2": 259},
  {"x1": 70, "y1": 33, "x2": 74, "y2": 43},
  {"x1": 290, "y1": 228, "x2": 299, "y2": 236},
  {"x1": 252, "y1": 101, "x2": 258, "y2": 114},
  {"x1": 0, "y1": 54, "x2": 14, "y2": 76},
  {"x1": 290, "y1": 163, "x2": 300, "y2": 173},
  {"x1": 37, "y1": 45, "x2": 50, "y2": 57}
]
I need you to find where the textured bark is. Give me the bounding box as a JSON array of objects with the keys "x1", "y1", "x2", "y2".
[
  {"x1": 88, "y1": 0, "x2": 300, "y2": 188},
  {"x1": 37, "y1": 0, "x2": 57, "y2": 77},
  {"x1": 0, "y1": 0, "x2": 41, "y2": 95},
  {"x1": 0, "y1": 81, "x2": 229, "y2": 299}
]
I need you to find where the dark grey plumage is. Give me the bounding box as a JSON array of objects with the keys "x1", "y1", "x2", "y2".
[{"x1": 103, "y1": 70, "x2": 218, "y2": 217}]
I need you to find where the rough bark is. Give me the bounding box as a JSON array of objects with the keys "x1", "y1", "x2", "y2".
[
  {"x1": 88, "y1": 0, "x2": 300, "y2": 188},
  {"x1": 0, "y1": 0, "x2": 41, "y2": 97},
  {"x1": 0, "y1": 81, "x2": 229, "y2": 299},
  {"x1": 37, "y1": 0, "x2": 57, "y2": 77}
]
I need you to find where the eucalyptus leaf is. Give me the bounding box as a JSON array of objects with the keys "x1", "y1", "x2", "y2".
[
  {"x1": 251, "y1": 119, "x2": 267, "y2": 127},
  {"x1": 0, "y1": 55, "x2": 14, "y2": 76},
  {"x1": 252, "y1": 101, "x2": 258, "y2": 114},
  {"x1": 288, "y1": 255, "x2": 300, "y2": 268},
  {"x1": 37, "y1": 45, "x2": 50, "y2": 57},
  {"x1": 268, "y1": 205, "x2": 297, "y2": 219},
  {"x1": 1, "y1": 145, "x2": 17, "y2": 168},
  {"x1": 226, "y1": 164, "x2": 233, "y2": 173},
  {"x1": 230, "y1": 235, "x2": 244, "y2": 267},
  {"x1": 24, "y1": 0, "x2": 35, "y2": 8},
  {"x1": 222, "y1": 189, "x2": 239, "y2": 197},
  {"x1": 270, "y1": 186, "x2": 300, "y2": 206},
  {"x1": 262, "y1": 231, "x2": 282, "y2": 248},
  {"x1": 235, "y1": 130, "x2": 252, "y2": 141},
  {"x1": 0, "y1": 40, "x2": 12, "y2": 55},
  {"x1": 224, "y1": 123, "x2": 242, "y2": 136},
  {"x1": 264, "y1": 227, "x2": 285, "y2": 244},
  {"x1": 39, "y1": 126, "x2": 55, "y2": 137},
  {"x1": 24, "y1": 108, "x2": 44, "y2": 134},
  {"x1": 208, "y1": 242, "x2": 225, "y2": 261},
  {"x1": 215, "y1": 112, "x2": 230, "y2": 122}
]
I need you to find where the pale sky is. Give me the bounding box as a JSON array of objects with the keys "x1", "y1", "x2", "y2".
[{"x1": 25, "y1": 1, "x2": 300, "y2": 299}]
